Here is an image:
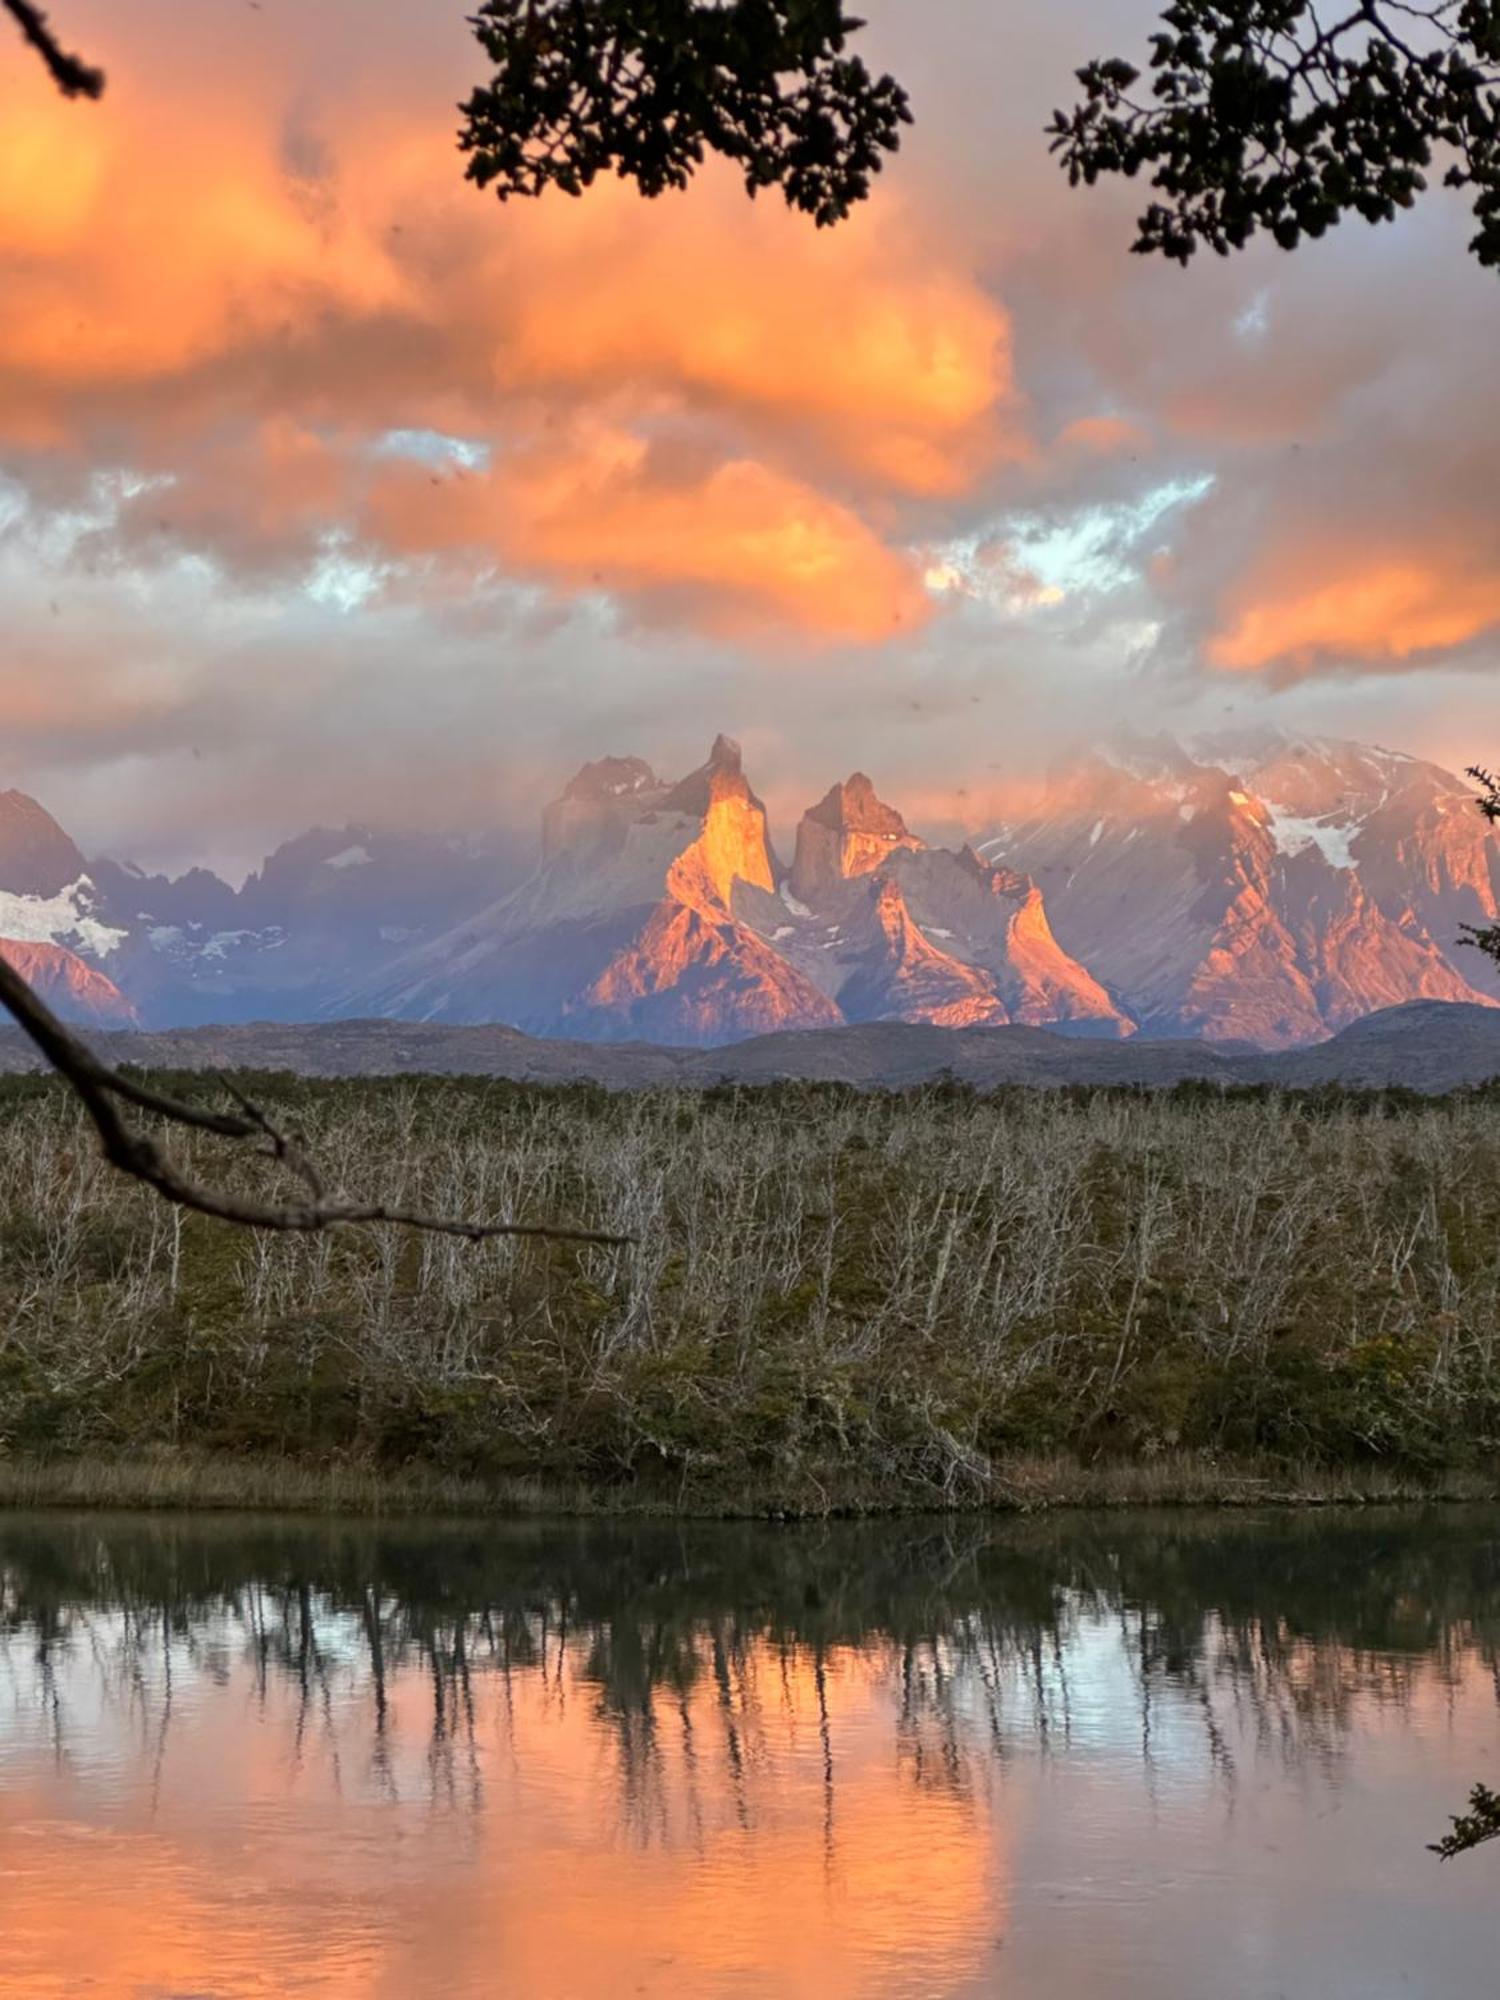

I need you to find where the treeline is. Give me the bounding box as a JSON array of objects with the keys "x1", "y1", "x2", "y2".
[{"x1": 1, "y1": 1072, "x2": 1499, "y2": 1506}]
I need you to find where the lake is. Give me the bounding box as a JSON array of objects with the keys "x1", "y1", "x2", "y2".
[{"x1": 1, "y1": 1507, "x2": 1497, "y2": 1997}]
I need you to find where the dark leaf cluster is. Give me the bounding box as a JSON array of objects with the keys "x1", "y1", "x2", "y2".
[
  {"x1": 458, "y1": 0, "x2": 910, "y2": 226},
  {"x1": 1430, "y1": 1779, "x2": 1500, "y2": 1856},
  {"x1": 1052, "y1": 2, "x2": 1500, "y2": 268},
  {"x1": 1469, "y1": 763, "x2": 1500, "y2": 821}
]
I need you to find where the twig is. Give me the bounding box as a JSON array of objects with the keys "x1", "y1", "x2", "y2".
[
  {"x1": 0, "y1": 953, "x2": 630, "y2": 1245},
  {"x1": 3, "y1": 0, "x2": 104, "y2": 98}
]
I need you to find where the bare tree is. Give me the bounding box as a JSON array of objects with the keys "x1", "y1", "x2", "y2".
[{"x1": 0, "y1": 954, "x2": 628, "y2": 1241}]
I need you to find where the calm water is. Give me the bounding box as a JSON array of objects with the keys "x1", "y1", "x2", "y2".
[{"x1": 1, "y1": 1509, "x2": 1498, "y2": 1998}]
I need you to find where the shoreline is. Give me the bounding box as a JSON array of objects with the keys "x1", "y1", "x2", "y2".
[{"x1": 0, "y1": 1450, "x2": 1494, "y2": 1520}]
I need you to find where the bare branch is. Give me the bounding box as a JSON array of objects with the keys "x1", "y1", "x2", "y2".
[
  {"x1": 3, "y1": 0, "x2": 104, "y2": 98},
  {"x1": 0, "y1": 953, "x2": 630, "y2": 1246}
]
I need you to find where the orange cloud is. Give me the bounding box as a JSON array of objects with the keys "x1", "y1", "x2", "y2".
[
  {"x1": 1209, "y1": 547, "x2": 1500, "y2": 673},
  {"x1": 367, "y1": 423, "x2": 932, "y2": 641},
  {"x1": 0, "y1": 92, "x2": 409, "y2": 429},
  {"x1": 0, "y1": 8, "x2": 1015, "y2": 641},
  {"x1": 492, "y1": 179, "x2": 1023, "y2": 498}
]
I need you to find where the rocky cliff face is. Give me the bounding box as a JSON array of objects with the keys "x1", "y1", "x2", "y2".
[
  {"x1": 0, "y1": 795, "x2": 136, "y2": 1015},
  {"x1": 0, "y1": 940, "x2": 137, "y2": 1025},
  {"x1": 744, "y1": 776, "x2": 1130, "y2": 1037},
  {"x1": 340, "y1": 743, "x2": 1124, "y2": 1045},
  {"x1": 347, "y1": 737, "x2": 841, "y2": 1044},
  {"x1": 0, "y1": 791, "x2": 87, "y2": 897},
  {"x1": 983, "y1": 732, "x2": 1497, "y2": 1045},
  {"x1": 789, "y1": 775, "x2": 924, "y2": 904}
]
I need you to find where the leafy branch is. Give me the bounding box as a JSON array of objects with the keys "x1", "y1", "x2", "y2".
[
  {"x1": 1431, "y1": 1780, "x2": 1500, "y2": 1857},
  {"x1": 459, "y1": 0, "x2": 911, "y2": 226},
  {"x1": 1053, "y1": 1, "x2": 1500, "y2": 268}
]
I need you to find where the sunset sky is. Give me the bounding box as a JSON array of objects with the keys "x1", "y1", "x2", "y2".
[{"x1": 3, "y1": 0, "x2": 1498, "y2": 878}]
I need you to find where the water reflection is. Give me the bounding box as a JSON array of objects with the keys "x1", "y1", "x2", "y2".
[{"x1": 1, "y1": 1509, "x2": 1498, "y2": 1997}]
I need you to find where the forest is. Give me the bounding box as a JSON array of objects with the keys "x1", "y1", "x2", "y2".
[{"x1": 2, "y1": 1070, "x2": 1498, "y2": 1512}]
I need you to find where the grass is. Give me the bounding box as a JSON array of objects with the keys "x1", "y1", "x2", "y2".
[
  {"x1": 0, "y1": 1446, "x2": 1493, "y2": 1519},
  {"x1": 0, "y1": 1068, "x2": 1498, "y2": 1514}
]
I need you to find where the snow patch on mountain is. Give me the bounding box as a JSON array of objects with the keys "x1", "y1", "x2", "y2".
[
  {"x1": 1264, "y1": 806, "x2": 1359, "y2": 870},
  {"x1": 0, "y1": 877, "x2": 127, "y2": 957},
  {"x1": 146, "y1": 922, "x2": 287, "y2": 962}
]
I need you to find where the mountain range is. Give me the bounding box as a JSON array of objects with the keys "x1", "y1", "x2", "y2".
[
  {"x1": 0, "y1": 729, "x2": 1495, "y2": 1050},
  {"x1": 4, "y1": 1001, "x2": 1498, "y2": 1096}
]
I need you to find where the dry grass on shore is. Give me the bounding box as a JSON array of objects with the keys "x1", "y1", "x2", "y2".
[{"x1": 0, "y1": 1447, "x2": 1493, "y2": 1520}]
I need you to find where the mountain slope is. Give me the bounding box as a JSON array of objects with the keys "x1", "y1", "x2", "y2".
[
  {"x1": 16, "y1": 999, "x2": 1497, "y2": 1093},
  {"x1": 743, "y1": 773, "x2": 1130, "y2": 1036},
  {"x1": 345, "y1": 749, "x2": 1125, "y2": 1044},
  {"x1": 984, "y1": 733, "x2": 1496, "y2": 1046},
  {"x1": 349, "y1": 737, "x2": 842, "y2": 1044},
  {"x1": 0, "y1": 728, "x2": 1491, "y2": 1050},
  {"x1": 0, "y1": 940, "x2": 137, "y2": 1026},
  {"x1": 0, "y1": 791, "x2": 88, "y2": 896}
]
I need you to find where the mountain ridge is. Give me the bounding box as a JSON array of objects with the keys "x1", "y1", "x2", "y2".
[
  {"x1": 0, "y1": 727, "x2": 1491, "y2": 1048},
  {"x1": 3, "y1": 999, "x2": 1494, "y2": 1095}
]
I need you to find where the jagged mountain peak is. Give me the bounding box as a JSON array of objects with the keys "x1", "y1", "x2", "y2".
[
  {"x1": 0, "y1": 939, "x2": 136, "y2": 1025},
  {"x1": 986, "y1": 728, "x2": 1499, "y2": 1044},
  {"x1": 791, "y1": 771, "x2": 923, "y2": 903},
  {"x1": 0, "y1": 729, "x2": 1489, "y2": 1051},
  {"x1": 559, "y1": 755, "x2": 660, "y2": 804},
  {"x1": 0, "y1": 788, "x2": 87, "y2": 898},
  {"x1": 543, "y1": 757, "x2": 669, "y2": 863},
  {"x1": 805, "y1": 772, "x2": 911, "y2": 838},
  {"x1": 662, "y1": 734, "x2": 759, "y2": 817}
]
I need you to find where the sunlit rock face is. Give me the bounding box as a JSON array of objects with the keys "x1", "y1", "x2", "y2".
[
  {"x1": 741, "y1": 774, "x2": 1131, "y2": 1039},
  {"x1": 985, "y1": 732, "x2": 1498, "y2": 1047},
  {"x1": 789, "y1": 774, "x2": 924, "y2": 905},
  {"x1": 0, "y1": 940, "x2": 137, "y2": 1025},
  {"x1": 0, "y1": 790, "x2": 139, "y2": 1004},
  {"x1": 349, "y1": 736, "x2": 840, "y2": 1045},
  {"x1": 1235, "y1": 733, "x2": 1500, "y2": 1005},
  {"x1": 346, "y1": 745, "x2": 1123, "y2": 1045}
]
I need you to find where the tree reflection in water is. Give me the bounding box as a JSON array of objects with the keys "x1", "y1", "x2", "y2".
[
  {"x1": 1, "y1": 1508, "x2": 1498, "y2": 1997},
  {"x1": 4, "y1": 1510, "x2": 1498, "y2": 1804}
]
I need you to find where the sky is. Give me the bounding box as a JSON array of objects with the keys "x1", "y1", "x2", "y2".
[{"x1": 2, "y1": 0, "x2": 1498, "y2": 879}]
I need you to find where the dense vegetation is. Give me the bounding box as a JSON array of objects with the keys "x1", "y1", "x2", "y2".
[{"x1": 1, "y1": 1071, "x2": 1498, "y2": 1508}]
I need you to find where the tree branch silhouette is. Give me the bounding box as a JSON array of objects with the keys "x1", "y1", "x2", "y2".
[
  {"x1": 1056, "y1": 1, "x2": 1500, "y2": 270},
  {"x1": 2, "y1": 0, "x2": 103, "y2": 97},
  {"x1": 1459, "y1": 764, "x2": 1500, "y2": 967},
  {"x1": 0, "y1": 954, "x2": 629, "y2": 1244}
]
